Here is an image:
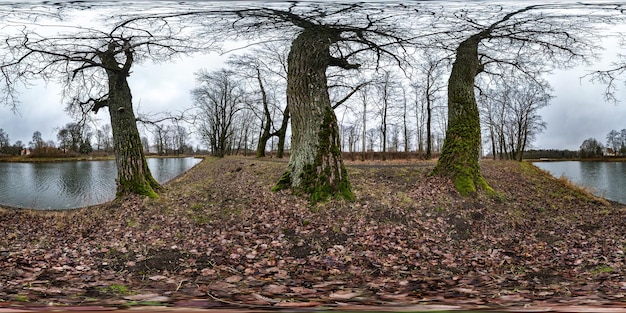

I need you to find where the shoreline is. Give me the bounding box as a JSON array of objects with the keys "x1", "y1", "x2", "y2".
[{"x1": 528, "y1": 157, "x2": 626, "y2": 162}]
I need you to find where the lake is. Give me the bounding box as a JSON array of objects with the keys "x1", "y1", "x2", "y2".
[
  {"x1": 532, "y1": 161, "x2": 626, "y2": 204},
  {"x1": 0, "y1": 157, "x2": 202, "y2": 210}
]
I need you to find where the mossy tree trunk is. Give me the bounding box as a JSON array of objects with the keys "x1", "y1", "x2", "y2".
[
  {"x1": 432, "y1": 5, "x2": 547, "y2": 195},
  {"x1": 100, "y1": 43, "x2": 161, "y2": 198},
  {"x1": 432, "y1": 35, "x2": 492, "y2": 196},
  {"x1": 273, "y1": 28, "x2": 354, "y2": 201}
]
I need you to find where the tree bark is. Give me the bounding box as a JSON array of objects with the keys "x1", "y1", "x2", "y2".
[
  {"x1": 432, "y1": 36, "x2": 492, "y2": 195},
  {"x1": 255, "y1": 69, "x2": 272, "y2": 158},
  {"x1": 101, "y1": 45, "x2": 161, "y2": 198},
  {"x1": 403, "y1": 95, "x2": 409, "y2": 154},
  {"x1": 275, "y1": 104, "x2": 289, "y2": 158},
  {"x1": 426, "y1": 103, "x2": 432, "y2": 159},
  {"x1": 432, "y1": 5, "x2": 543, "y2": 194},
  {"x1": 273, "y1": 28, "x2": 354, "y2": 201},
  {"x1": 361, "y1": 95, "x2": 367, "y2": 161}
]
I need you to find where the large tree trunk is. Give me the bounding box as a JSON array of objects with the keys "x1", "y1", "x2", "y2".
[
  {"x1": 432, "y1": 36, "x2": 492, "y2": 196},
  {"x1": 273, "y1": 28, "x2": 354, "y2": 201},
  {"x1": 102, "y1": 48, "x2": 161, "y2": 198}
]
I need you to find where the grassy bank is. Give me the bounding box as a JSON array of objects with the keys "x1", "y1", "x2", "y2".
[{"x1": 0, "y1": 157, "x2": 624, "y2": 310}]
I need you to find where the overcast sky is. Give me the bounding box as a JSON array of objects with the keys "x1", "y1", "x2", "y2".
[
  {"x1": 537, "y1": 33, "x2": 626, "y2": 151},
  {"x1": 0, "y1": 1, "x2": 625, "y2": 152},
  {"x1": 0, "y1": 52, "x2": 230, "y2": 148}
]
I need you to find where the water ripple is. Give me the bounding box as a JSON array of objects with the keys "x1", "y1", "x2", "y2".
[{"x1": 0, "y1": 157, "x2": 201, "y2": 210}]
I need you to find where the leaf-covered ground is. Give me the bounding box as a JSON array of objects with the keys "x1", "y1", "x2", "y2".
[{"x1": 1, "y1": 156, "x2": 626, "y2": 311}]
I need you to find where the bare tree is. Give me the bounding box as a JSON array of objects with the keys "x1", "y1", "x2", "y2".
[
  {"x1": 150, "y1": 125, "x2": 169, "y2": 156},
  {"x1": 0, "y1": 8, "x2": 207, "y2": 197},
  {"x1": 226, "y1": 43, "x2": 290, "y2": 158},
  {"x1": 589, "y1": 62, "x2": 626, "y2": 104},
  {"x1": 56, "y1": 122, "x2": 91, "y2": 154},
  {"x1": 374, "y1": 70, "x2": 400, "y2": 161},
  {"x1": 172, "y1": 124, "x2": 190, "y2": 155},
  {"x1": 398, "y1": 87, "x2": 414, "y2": 155},
  {"x1": 102, "y1": 124, "x2": 113, "y2": 153},
  {"x1": 429, "y1": 3, "x2": 604, "y2": 195},
  {"x1": 583, "y1": 5, "x2": 626, "y2": 103},
  {"x1": 141, "y1": 136, "x2": 150, "y2": 153},
  {"x1": 479, "y1": 73, "x2": 551, "y2": 161},
  {"x1": 29, "y1": 131, "x2": 45, "y2": 150},
  {"x1": 342, "y1": 123, "x2": 360, "y2": 157},
  {"x1": 606, "y1": 129, "x2": 621, "y2": 155},
  {"x1": 232, "y1": 109, "x2": 256, "y2": 156},
  {"x1": 508, "y1": 81, "x2": 550, "y2": 161},
  {"x1": 413, "y1": 53, "x2": 447, "y2": 159},
  {"x1": 193, "y1": 69, "x2": 245, "y2": 157},
  {"x1": 227, "y1": 3, "x2": 416, "y2": 201},
  {"x1": 580, "y1": 137, "x2": 605, "y2": 158},
  {"x1": 0, "y1": 129, "x2": 9, "y2": 154},
  {"x1": 358, "y1": 86, "x2": 370, "y2": 161}
]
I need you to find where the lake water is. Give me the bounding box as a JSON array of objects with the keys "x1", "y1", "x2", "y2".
[
  {"x1": 532, "y1": 161, "x2": 626, "y2": 204},
  {"x1": 0, "y1": 157, "x2": 202, "y2": 210}
]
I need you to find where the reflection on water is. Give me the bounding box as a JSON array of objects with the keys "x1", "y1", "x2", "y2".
[
  {"x1": 0, "y1": 157, "x2": 202, "y2": 210},
  {"x1": 533, "y1": 161, "x2": 626, "y2": 204}
]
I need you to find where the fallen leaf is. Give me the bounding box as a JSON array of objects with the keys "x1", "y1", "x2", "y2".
[
  {"x1": 252, "y1": 293, "x2": 280, "y2": 304},
  {"x1": 263, "y1": 284, "x2": 287, "y2": 294},
  {"x1": 225, "y1": 275, "x2": 242, "y2": 283},
  {"x1": 208, "y1": 281, "x2": 235, "y2": 290},
  {"x1": 329, "y1": 290, "x2": 361, "y2": 300},
  {"x1": 274, "y1": 301, "x2": 322, "y2": 307},
  {"x1": 289, "y1": 286, "x2": 317, "y2": 295}
]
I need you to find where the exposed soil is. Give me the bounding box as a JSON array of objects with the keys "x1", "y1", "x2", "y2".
[{"x1": 1, "y1": 156, "x2": 625, "y2": 311}]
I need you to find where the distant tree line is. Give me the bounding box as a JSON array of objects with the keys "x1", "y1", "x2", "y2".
[
  {"x1": 577, "y1": 129, "x2": 626, "y2": 159},
  {"x1": 523, "y1": 149, "x2": 580, "y2": 160},
  {"x1": 0, "y1": 125, "x2": 97, "y2": 157},
  {"x1": 580, "y1": 138, "x2": 605, "y2": 158},
  {"x1": 0, "y1": 122, "x2": 195, "y2": 158},
  {"x1": 144, "y1": 124, "x2": 194, "y2": 156},
  {"x1": 0, "y1": 128, "x2": 24, "y2": 156}
]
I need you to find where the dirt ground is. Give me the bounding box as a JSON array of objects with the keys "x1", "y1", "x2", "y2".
[{"x1": 1, "y1": 156, "x2": 625, "y2": 312}]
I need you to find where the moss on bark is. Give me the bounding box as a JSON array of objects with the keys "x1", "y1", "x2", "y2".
[
  {"x1": 432, "y1": 36, "x2": 493, "y2": 196},
  {"x1": 117, "y1": 175, "x2": 160, "y2": 198},
  {"x1": 273, "y1": 108, "x2": 354, "y2": 202},
  {"x1": 272, "y1": 171, "x2": 291, "y2": 192},
  {"x1": 101, "y1": 41, "x2": 162, "y2": 199},
  {"x1": 275, "y1": 27, "x2": 355, "y2": 202}
]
